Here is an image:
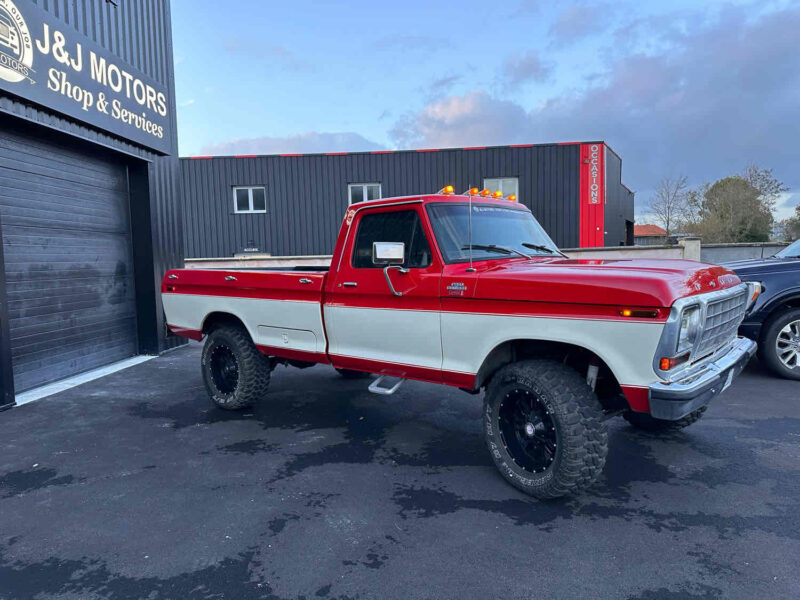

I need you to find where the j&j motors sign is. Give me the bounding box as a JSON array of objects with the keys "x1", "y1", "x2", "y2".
[{"x1": 0, "y1": 0, "x2": 171, "y2": 154}]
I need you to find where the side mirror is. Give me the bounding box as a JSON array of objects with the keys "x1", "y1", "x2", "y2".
[{"x1": 373, "y1": 241, "x2": 405, "y2": 265}]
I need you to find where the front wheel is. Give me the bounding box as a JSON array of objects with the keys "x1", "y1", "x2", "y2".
[
  {"x1": 758, "y1": 308, "x2": 800, "y2": 380},
  {"x1": 201, "y1": 325, "x2": 271, "y2": 410},
  {"x1": 483, "y1": 359, "x2": 608, "y2": 499}
]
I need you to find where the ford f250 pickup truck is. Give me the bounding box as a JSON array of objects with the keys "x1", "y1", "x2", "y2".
[{"x1": 162, "y1": 189, "x2": 759, "y2": 498}]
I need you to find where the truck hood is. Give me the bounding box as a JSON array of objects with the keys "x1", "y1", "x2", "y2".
[
  {"x1": 723, "y1": 256, "x2": 800, "y2": 278},
  {"x1": 475, "y1": 258, "x2": 742, "y2": 307}
]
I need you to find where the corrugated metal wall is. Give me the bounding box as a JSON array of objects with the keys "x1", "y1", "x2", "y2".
[
  {"x1": 181, "y1": 144, "x2": 583, "y2": 258},
  {"x1": 0, "y1": 0, "x2": 183, "y2": 355},
  {"x1": 603, "y1": 146, "x2": 635, "y2": 247}
]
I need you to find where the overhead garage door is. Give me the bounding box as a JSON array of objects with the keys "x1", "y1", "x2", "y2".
[{"x1": 0, "y1": 122, "x2": 137, "y2": 392}]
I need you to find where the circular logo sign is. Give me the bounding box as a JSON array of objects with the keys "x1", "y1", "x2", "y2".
[{"x1": 0, "y1": 0, "x2": 33, "y2": 83}]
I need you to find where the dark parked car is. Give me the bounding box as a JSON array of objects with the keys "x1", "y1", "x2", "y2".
[{"x1": 725, "y1": 240, "x2": 800, "y2": 380}]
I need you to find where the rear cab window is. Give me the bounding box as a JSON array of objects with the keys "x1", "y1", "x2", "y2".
[{"x1": 352, "y1": 209, "x2": 433, "y2": 269}]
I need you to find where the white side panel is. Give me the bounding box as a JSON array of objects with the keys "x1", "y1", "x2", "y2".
[
  {"x1": 324, "y1": 306, "x2": 442, "y2": 369},
  {"x1": 162, "y1": 294, "x2": 327, "y2": 352},
  {"x1": 442, "y1": 313, "x2": 663, "y2": 386}
]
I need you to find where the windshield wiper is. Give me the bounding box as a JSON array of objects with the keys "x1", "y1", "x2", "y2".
[
  {"x1": 522, "y1": 242, "x2": 567, "y2": 257},
  {"x1": 462, "y1": 244, "x2": 531, "y2": 259}
]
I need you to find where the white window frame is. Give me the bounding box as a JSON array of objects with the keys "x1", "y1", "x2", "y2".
[
  {"x1": 348, "y1": 182, "x2": 382, "y2": 205},
  {"x1": 232, "y1": 186, "x2": 267, "y2": 214},
  {"x1": 483, "y1": 177, "x2": 519, "y2": 198}
]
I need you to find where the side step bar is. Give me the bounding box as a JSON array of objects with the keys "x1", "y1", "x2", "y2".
[{"x1": 368, "y1": 375, "x2": 405, "y2": 396}]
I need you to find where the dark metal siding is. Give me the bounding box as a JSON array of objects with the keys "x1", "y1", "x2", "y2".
[
  {"x1": 0, "y1": 0, "x2": 183, "y2": 401},
  {"x1": 181, "y1": 144, "x2": 581, "y2": 257},
  {"x1": 0, "y1": 119, "x2": 138, "y2": 392},
  {"x1": 603, "y1": 146, "x2": 635, "y2": 247}
]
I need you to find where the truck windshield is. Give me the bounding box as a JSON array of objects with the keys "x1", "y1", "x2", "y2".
[
  {"x1": 775, "y1": 239, "x2": 800, "y2": 258},
  {"x1": 427, "y1": 203, "x2": 559, "y2": 263}
]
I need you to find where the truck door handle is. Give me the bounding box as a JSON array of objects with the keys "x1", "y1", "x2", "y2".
[
  {"x1": 224, "y1": 275, "x2": 237, "y2": 281},
  {"x1": 167, "y1": 274, "x2": 178, "y2": 280},
  {"x1": 298, "y1": 278, "x2": 312, "y2": 284},
  {"x1": 342, "y1": 282, "x2": 358, "y2": 287},
  {"x1": 383, "y1": 266, "x2": 409, "y2": 297}
]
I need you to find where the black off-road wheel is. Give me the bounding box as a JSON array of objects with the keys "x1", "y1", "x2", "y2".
[
  {"x1": 483, "y1": 359, "x2": 608, "y2": 499},
  {"x1": 758, "y1": 308, "x2": 800, "y2": 381},
  {"x1": 201, "y1": 325, "x2": 271, "y2": 410},
  {"x1": 335, "y1": 368, "x2": 371, "y2": 379},
  {"x1": 623, "y1": 407, "x2": 707, "y2": 432}
]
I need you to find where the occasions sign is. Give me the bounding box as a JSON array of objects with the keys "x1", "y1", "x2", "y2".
[{"x1": 0, "y1": 0, "x2": 171, "y2": 153}]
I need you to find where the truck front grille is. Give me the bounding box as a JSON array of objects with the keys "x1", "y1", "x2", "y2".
[{"x1": 696, "y1": 289, "x2": 748, "y2": 358}]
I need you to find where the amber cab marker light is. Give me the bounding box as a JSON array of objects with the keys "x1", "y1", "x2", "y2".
[
  {"x1": 619, "y1": 308, "x2": 660, "y2": 319},
  {"x1": 492, "y1": 190, "x2": 503, "y2": 198},
  {"x1": 468, "y1": 187, "x2": 480, "y2": 195},
  {"x1": 480, "y1": 189, "x2": 492, "y2": 196},
  {"x1": 440, "y1": 185, "x2": 455, "y2": 195},
  {"x1": 507, "y1": 194, "x2": 517, "y2": 202}
]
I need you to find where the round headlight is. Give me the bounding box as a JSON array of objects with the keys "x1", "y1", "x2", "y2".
[{"x1": 677, "y1": 306, "x2": 702, "y2": 354}]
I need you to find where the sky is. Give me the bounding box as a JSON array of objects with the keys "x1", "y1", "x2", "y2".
[{"x1": 171, "y1": 0, "x2": 800, "y2": 220}]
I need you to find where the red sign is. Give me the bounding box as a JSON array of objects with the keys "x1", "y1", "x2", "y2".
[{"x1": 579, "y1": 143, "x2": 605, "y2": 247}]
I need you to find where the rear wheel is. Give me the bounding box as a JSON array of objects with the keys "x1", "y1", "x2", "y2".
[
  {"x1": 201, "y1": 325, "x2": 271, "y2": 410},
  {"x1": 623, "y1": 407, "x2": 706, "y2": 432},
  {"x1": 483, "y1": 359, "x2": 608, "y2": 499},
  {"x1": 758, "y1": 308, "x2": 800, "y2": 380}
]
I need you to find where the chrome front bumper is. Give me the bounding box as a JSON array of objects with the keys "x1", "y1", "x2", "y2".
[{"x1": 648, "y1": 336, "x2": 757, "y2": 420}]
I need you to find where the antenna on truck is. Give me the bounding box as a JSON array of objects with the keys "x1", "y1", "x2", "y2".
[{"x1": 464, "y1": 187, "x2": 479, "y2": 272}]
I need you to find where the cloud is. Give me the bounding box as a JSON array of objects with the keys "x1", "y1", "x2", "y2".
[
  {"x1": 390, "y1": 91, "x2": 529, "y2": 150},
  {"x1": 390, "y1": 6, "x2": 800, "y2": 207},
  {"x1": 198, "y1": 132, "x2": 387, "y2": 156},
  {"x1": 549, "y1": 4, "x2": 614, "y2": 47},
  {"x1": 178, "y1": 99, "x2": 195, "y2": 108},
  {"x1": 501, "y1": 51, "x2": 552, "y2": 90},
  {"x1": 428, "y1": 74, "x2": 462, "y2": 99}
]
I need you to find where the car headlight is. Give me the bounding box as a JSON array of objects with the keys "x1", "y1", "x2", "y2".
[{"x1": 677, "y1": 306, "x2": 702, "y2": 354}]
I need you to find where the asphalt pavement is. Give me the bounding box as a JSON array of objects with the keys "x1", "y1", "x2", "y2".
[{"x1": 0, "y1": 343, "x2": 798, "y2": 599}]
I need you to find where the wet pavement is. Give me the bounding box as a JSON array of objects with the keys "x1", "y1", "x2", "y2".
[{"x1": 0, "y1": 342, "x2": 798, "y2": 599}]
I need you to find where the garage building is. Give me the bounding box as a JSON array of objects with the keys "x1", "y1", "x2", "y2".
[
  {"x1": 0, "y1": 0, "x2": 183, "y2": 407},
  {"x1": 180, "y1": 142, "x2": 634, "y2": 259}
]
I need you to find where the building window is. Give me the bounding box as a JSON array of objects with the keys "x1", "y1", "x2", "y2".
[
  {"x1": 483, "y1": 177, "x2": 519, "y2": 198},
  {"x1": 348, "y1": 183, "x2": 381, "y2": 205},
  {"x1": 233, "y1": 186, "x2": 267, "y2": 214}
]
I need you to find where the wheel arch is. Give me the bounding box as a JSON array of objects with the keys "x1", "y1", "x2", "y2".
[
  {"x1": 474, "y1": 338, "x2": 626, "y2": 409},
  {"x1": 760, "y1": 289, "x2": 800, "y2": 323},
  {"x1": 201, "y1": 311, "x2": 254, "y2": 341}
]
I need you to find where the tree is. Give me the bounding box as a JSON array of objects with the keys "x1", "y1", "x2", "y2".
[
  {"x1": 778, "y1": 205, "x2": 800, "y2": 241},
  {"x1": 740, "y1": 164, "x2": 789, "y2": 213},
  {"x1": 650, "y1": 175, "x2": 691, "y2": 237},
  {"x1": 689, "y1": 177, "x2": 773, "y2": 243}
]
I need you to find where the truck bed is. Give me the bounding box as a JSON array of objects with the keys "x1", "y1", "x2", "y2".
[{"x1": 161, "y1": 268, "x2": 330, "y2": 363}]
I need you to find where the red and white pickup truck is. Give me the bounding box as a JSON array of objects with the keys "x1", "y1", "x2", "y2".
[{"x1": 162, "y1": 190, "x2": 758, "y2": 498}]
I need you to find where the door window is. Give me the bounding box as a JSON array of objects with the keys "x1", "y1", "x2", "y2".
[{"x1": 352, "y1": 210, "x2": 432, "y2": 269}]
